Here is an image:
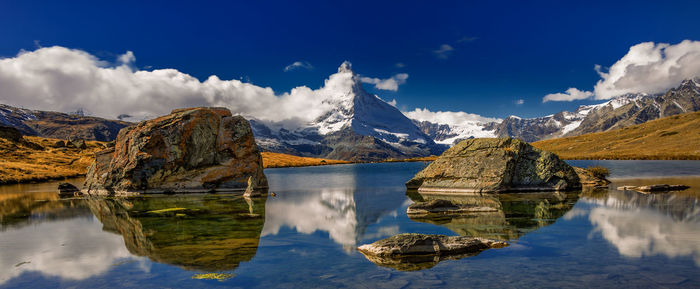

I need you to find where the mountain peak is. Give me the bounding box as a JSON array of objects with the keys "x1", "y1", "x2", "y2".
[{"x1": 337, "y1": 61, "x2": 353, "y2": 73}]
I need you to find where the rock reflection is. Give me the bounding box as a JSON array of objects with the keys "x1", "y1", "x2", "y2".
[
  {"x1": 87, "y1": 194, "x2": 266, "y2": 272},
  {"x1": 406, "y1": 192, "x2": 580, "y2": 241},
  {"x1": 0, "y1": 180, "x2": 145, "y2": 285},
  {"x1": 582, "y1": 189, "x2": 700, "y2": 266}
]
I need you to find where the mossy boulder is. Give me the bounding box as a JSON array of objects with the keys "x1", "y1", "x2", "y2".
[{"x1": 407, "y1": 138, "x2": 580, "y2": 193}]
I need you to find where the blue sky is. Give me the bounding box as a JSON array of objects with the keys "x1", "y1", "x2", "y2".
[{"x1": 1, "y1": 0, "x2": 700, "y2": 118}]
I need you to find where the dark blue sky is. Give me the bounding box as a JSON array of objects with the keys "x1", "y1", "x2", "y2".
[{"x1": 1, "y1": 0, "x2": 699, "y2": 118}]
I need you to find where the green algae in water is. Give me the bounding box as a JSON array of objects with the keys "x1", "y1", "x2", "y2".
[
  {"x1": 147, "y1": 207, "x2": 188, "y2": 214},
  {"x1": 192, "y1": 273, "x2": 235, "y2": 281}
]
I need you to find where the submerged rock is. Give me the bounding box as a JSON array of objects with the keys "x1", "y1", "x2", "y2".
[
  {"x1": 406, "y1": 138, "x2": 580, "y2": 193},
  {"x1": 407, "y1": 199, "x2": 498, "y2": 217},
  {"x1": 357, "y1": 233, "x2": 507, "y2": 271},
  {"x1": 57, "y1": 182, "x2": 81, "y2": 197},
  {"x1": 618, "y1": 184, "x2": 690, "y2": 193},
  {"x1": 82, "y1": 107, "x2": 267, "y2": 195}
]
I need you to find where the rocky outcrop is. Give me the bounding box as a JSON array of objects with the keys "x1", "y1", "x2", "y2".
[
  {"x1": 0, "y1": 125, "x2": 23, "y2": 142},
  {"x1": 406, "y1": 138, "x2": 580, "y2": 193},
  {"x1": 82, "y1": 107, "x2": 267, "y2": 195},
  {"x1": 357, "y1": 233, "x2": 507, "y2": 271}
]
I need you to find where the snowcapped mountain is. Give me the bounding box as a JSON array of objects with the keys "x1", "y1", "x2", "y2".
[
  {"x1": 251, "y1": 62, "x2": 444, "y2": 161},
  {"x1": 409, "y1": 78, "x2": 700, "y2": 143}
]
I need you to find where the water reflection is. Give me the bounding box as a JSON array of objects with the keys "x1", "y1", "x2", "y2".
[
  {"x1": 262, "y1": 188, "x2": 405, "y2": 251},
  {"x1": 581, "y1": 185, "x2": 700, "y2": 266},
  {"x1": 0, "y1": 180, "x2": 147, "y2": 285},
  {"x1": 87, "y1": 194, "x2": 266, "y2": 272},
  {"x1": 406, "y1": 192, "x2": 580, "y2": 241},
  {"x1": 262, "y1": 164, "x2": 408, "y2": 251}
]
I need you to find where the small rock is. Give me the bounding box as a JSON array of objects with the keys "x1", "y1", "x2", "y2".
[
  {"x1": 53, "y1": 140, "x2": 66, "y2": 148},
  {"x1": 618, "y1": 184, "x2": 690, "y2": 192},
  {"x1": 357, "y1": 233, "x2": 507, "y2": 271},
  {"x1": 71, "y1": 139, "x2": 87, "y2": 150},
  {"x1": 58, "y1": 182, "x2": 81, "y2": 197}
]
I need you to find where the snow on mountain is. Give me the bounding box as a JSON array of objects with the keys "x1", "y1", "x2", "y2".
[{"x1": 250, "y1": 62, "x2": 442, "y2": 160}]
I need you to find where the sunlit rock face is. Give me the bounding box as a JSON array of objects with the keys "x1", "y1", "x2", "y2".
[
  {"x1": 86, "y1": 195, "x2": 266, "y2": 271},
  {"x1": 83, "y1": 107, "x2": 267, "y2": 195},
  {"x1": 406, "y1": 191, "x2": 580, "y2": 241},
  {"x1": 407, "y1": 138, "x2": 581, "y2": 193},
  {"x1": 582, "y1": 189, "x2": 700, "y2": 266}
]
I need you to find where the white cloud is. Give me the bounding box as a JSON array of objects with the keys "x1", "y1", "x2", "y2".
[
  {"x1": 387, "y1": 99, "x2": 397, "y2": 107},
  {"x1": 283, "y1": 61, "x2": 313, "y2": 72},
  {"x1": 433, "y1": 44, "x2": 454, "y2": 59},
  {"x1": 118, "y1": 51, "x2": 135, "y2": 65},
  {"x1": 0, "y1": 46, "x2": 370, "y2": 128},
  {"x1": 542, "y1": 40, "x2": 700, "y2": 102},
  {"x1": 359, "y1": 73, "x2": 409, "y2": 91},
  {"x1": 542, "y1": 87, "x2": 594, "y2": 102},
  {"x1": 404, "y1": 108, "x2": 501, "y2": 125},
  {"x1": 515, "y1": 99, "x2": 525, "y2": 105},
  {"x1": 593, "y1": 40, "x2": 700, "y2": 99}
]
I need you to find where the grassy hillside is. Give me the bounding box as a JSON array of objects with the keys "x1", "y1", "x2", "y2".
[
  {"x1": 532, "y1": 111, "x2": 700, "y2": 160},
  {"x1": 0, "y1": 136, "x2": 106, "y2": 184},
  {"x1": 261, "y1": 152, "x2": 351, "y2": 168}
]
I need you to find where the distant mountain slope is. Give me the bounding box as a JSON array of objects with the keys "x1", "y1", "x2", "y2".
[
  {"x1": 531, "y1": 110, "x2": 700, "y2": 160},
  {"x1": 414, "y1": 78, "x2": 700, "y2": 143},
  {"x1": 251, "y1": 62, "x2": 444, "y2": 161},
  {"x1": 0, "y1": 104, "x2": 131, "y2": 141}
]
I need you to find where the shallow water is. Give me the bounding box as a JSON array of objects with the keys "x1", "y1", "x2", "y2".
[{"x1": 1, "y1": 161, "x2": 700, "y2": 288}]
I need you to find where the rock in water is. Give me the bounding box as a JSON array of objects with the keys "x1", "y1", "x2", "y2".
[
  {"x1": 82, "y1": 107, "x2": 268, "y2": 195},
  {"x1": 57, "y1": 182, "x2": 81, "y2": 197},
  {"x1": 357, "y1": 233, "x2": 507, "y2": 271},
  {"x1": 406, "y1": 138, "x2": 580, "y2": 193}
]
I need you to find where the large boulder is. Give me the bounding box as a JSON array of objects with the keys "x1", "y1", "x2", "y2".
[
  {"x1": 82, "y1": 107, "x2": 267, "y2": 195},
  {"x1": 0, "y1": 125, "x2": 23, "y2": 142},
  {"x1": 407, "y1": 138, "x2": 580, "y2": 193}
]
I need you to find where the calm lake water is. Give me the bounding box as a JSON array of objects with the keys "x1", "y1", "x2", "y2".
[{"x1": 1, "y1": 161, "x2": 700, "y2": 288}]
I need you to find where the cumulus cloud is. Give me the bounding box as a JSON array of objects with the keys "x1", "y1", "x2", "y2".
[
  {"x1": 283, "y1": 61, "x2": 313, "y2": 72},
  {"x1": 0, "y1": 46, "x2": 375, "y2": 128},
  {"x1": 593, "y1": 40, "x2": 700, "y2": 99},
  {"x1": 433, "y1": 44, "x2": 454, "y2": 59},
  {"x1": 542, "y1": 40, "x2": 700, "y2": 102},
  {"x1": 542, "y1": 87, "x2": 594, "y2": 102},
  {"x1": 405, "y1": 108, "x2": 501, "y2": 125},
  {"x1": 359, "y1": 73, "x2": 409, "y2": 91},
  {"x1": 387, "y1": 99, "x2": 397, "y2": 107},
  {"x1": 515, "y1": 99, "x2": 525, "y2": 105}
]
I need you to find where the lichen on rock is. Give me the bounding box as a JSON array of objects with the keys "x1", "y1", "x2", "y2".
[
  {"x1": 82, "y1": 107, "x2": 267, "y2": 195},
  {"x1": 406, "y1": 138, "x2": 581, "y2": 193}
]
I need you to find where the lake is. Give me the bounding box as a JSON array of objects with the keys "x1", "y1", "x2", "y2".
[{"x1": 1, "y1": 161, "x2": 700, "y2": 288}]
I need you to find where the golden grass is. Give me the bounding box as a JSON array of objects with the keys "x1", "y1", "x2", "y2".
[
  {"x1": 532, "y1": 111, "x2": 700, "y2": 160},
  {"x1": 0, "y1": 136, "x2": 105, "y2": 184},
  {"x1": 261, "y1": 152, "x2": 351, "y2": 168},
  {"x1": 383, "y1": 155, "x2": 439, "y2": 162}
]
